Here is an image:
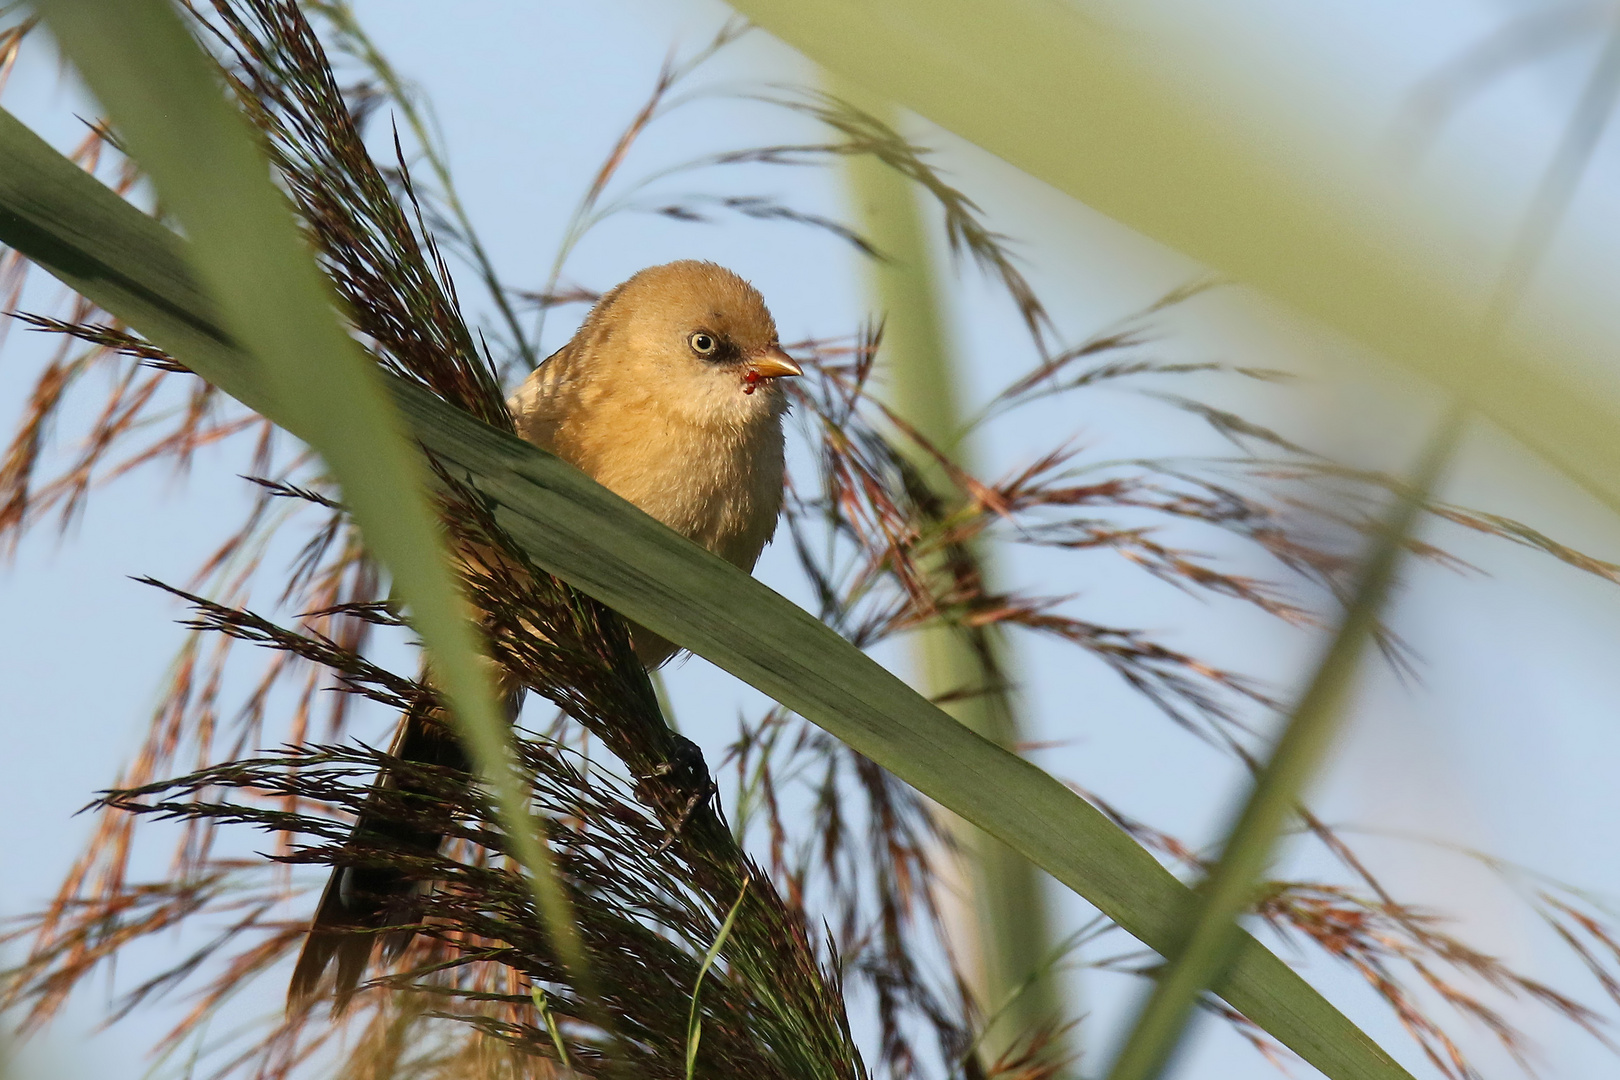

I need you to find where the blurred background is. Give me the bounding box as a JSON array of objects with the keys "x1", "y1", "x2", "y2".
[{"x1": 6, "y1": 1, "x2": 1620, "y2": 1077}]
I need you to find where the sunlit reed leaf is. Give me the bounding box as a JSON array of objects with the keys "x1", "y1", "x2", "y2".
[
  {"x1": 727, "y1": 0, "x2": 1620, "y2": 523},
  {"x1": 30, "y1": 0, "x2": 586, "y2": 989}
]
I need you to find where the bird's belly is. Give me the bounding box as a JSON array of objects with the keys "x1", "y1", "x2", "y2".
[
  {"x1": 593, "y1": 437, "x2": 782, "y2": 573},
  {"x1": 589, "y1": 439, "x2": 782, "y2": 667}
]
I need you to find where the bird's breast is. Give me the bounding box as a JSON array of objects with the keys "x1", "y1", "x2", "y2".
[
  {"x1": 606, "y1": 421, "x2": 785, "y2": 572},
  {"x1": 536, "y1": 402, "x2": 786, "y2": 573},
  {"x1": 510, "y1": 360, "x2": 789, "y2": 573}
]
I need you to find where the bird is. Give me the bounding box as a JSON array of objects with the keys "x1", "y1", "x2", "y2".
[
  {"x1": 507, "y1": 260, "x2": 802, "y2": 664},
  {"x1": 287, "y1": 261, "x2": 802, "y2": 1009}
]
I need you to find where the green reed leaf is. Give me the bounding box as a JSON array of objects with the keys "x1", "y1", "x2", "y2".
[
  {"x1": 0, "y1": 101, "x2": 1412, "y2": 1079},
  {"x1": 839, "y1": 82, "x2": 1067, "y2": 1065},
  {"x1": 30, "y1": 0, "x2": 586, "y2": 985}
]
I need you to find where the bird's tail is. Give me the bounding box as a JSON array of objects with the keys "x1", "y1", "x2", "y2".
[{"x1": 287, "y1": 687, "x2": 520, "y2": 1012}]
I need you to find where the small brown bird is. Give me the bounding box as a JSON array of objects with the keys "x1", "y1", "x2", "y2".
[
  {"x1": 509, "y1": 259, "x2": 802, "y2": 661},
  {"x1": 289, "y1": 260, "x2": 801, "y2": 1007}
]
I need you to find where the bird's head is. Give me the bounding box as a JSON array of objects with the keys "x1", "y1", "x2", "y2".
[{"x1": 588, "y1": 260, "x2": 801, "y2": 430}]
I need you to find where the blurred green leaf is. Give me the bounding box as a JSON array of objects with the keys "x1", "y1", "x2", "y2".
[
  {"x1": 0, "y1": 99, "x2": 1413, "y2": 1080},
  {"x1": 728, "y1": 0, "x2": 1620, "y2": 519},
  {"x1": 841, "y1": 87, "x2": 1068, "y2": 1064},
  {"x1": 1106, "y1": 409, "x2": 1462, "y2": 1080},
  {"x1": 30, "y1": 0, "x2": 586, "y2": 980}
]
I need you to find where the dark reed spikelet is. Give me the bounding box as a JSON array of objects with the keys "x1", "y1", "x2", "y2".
[
  {"x1": 191, "y1": 0, "x2": 509, "y2": 427},
  {"x1": 439, "y1": 473, "x2": 866, "y2": 1080},
  {"x1": 92, "y1": 524, "x2": 871, "y2": 1079},
  {"x1": 95, "y1": 737, "x2": 849, "y2": 1080}
]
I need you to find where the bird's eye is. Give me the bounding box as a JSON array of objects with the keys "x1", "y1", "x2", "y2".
[{"x1": 688, "y1": 331, "x2": 718, "y2": 357}]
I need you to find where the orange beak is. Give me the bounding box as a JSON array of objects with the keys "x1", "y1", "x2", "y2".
[{"x1": 745, "y1": 345, "x2": 804, "y2": 380}]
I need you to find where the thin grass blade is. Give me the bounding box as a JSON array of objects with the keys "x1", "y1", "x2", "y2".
[
  {"x1": 685, "y1": 882, "x2": 750, "y2": 1080},
  {"x1": 529, "y1": 986, "x2": 573, "y2": 1072}
]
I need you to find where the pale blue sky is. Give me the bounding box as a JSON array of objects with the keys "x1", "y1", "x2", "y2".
[{"x1": 5, "y1": 2, "x2": 1620, "y2": 1078}]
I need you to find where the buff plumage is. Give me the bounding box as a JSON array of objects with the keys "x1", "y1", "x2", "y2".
[
  {"x1": 289, "y1": 260, "x2": 799, "y2": 1007},
  {"x1": 508, "y1": 259, "x2": 800, "y2": 662}
]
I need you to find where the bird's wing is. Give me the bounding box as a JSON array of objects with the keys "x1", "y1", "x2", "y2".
[{"x1": 507, "y1": 341, "x2": 579, "y2": 448}]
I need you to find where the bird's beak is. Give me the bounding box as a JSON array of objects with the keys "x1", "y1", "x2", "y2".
[{"x1": 745, "y1": 345, "x2": 804, "y2": 380}]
